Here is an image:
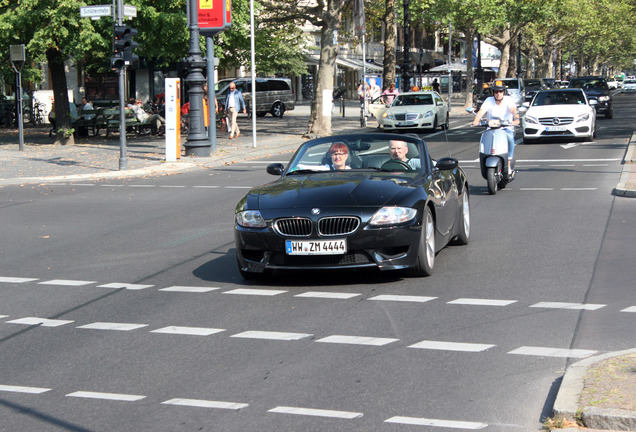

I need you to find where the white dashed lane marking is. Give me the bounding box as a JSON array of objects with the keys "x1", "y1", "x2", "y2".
[
  {"x1": 230, "y1": 331, "x2": 313, "y2": 341},
  {"x1": 150, "y1": 326, "x2": 225, "y2": 336},
  {"x1": 316, "y1": 335, "x2": 399, "y2": 346},
  {"x1": 0, "y1": 385, "x2": 51, "y2": 394},
  {"x1": 162, "y1": 398, "x2": 248, "y2": 410},
  {"x1": 508, "y1": 346, "x2": 597, "y2": 358},
  {"x1": 38, "y1": 279, "x2": 96, "y2": 286},
  {"x1": 268, "y1": 406, "x2": 363, "y2": 419},
  {"x1": 66, "y1": 391, "x2": 146, "y2": 402},
  {"x1": 385, "y1": 416, "x2": 488, "y2": 429},
  {"x1": 408, "y1": 341, "x2": 495, "y2": 352},
  {"x1": 0, "y1": 277, "x2": 38, "y2": 283},
  {"x1": 295, "y1": 291, "x2": 360, "y2": 299},
  {"x1": 447, "y1": 298, "x2": 517, "y2": 306},
  {"x1": 368, "y1": 295, "x2": 436, "y2": 303},
  {"x1": 223, "y1": 288, "x2": 287, "y2": 296},
  {"x1": 98, "y1": 283, "x2": 154, "y2": 290},
  {"x1": 159, "y1": 285, "x2": 220, "y2": 293},
  {"x1": 622, "y1": 306, "x2": 636, "y2": 313},
  {"x1": 530, "y1": 302, "x2": 606, "y2": 310},
  {"x1": 7, "y1": 317, "x2": 74, "y2": 327},
  {"x1": 77, "y1": 322, "x2": 148, "y2": 331}
]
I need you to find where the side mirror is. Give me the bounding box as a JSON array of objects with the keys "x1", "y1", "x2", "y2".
[
  {"x1": 267, "y1": 163, "x2": 284, "y2": 176},
  {"x1": 435, "y1": 157, "x2": 459, "y2": 171},
  {"x1": 465, "y1": 107, "x2": 475, "y2": 114},
  {"x1": 589, "y1": 99, "x2": 598, "y2": 106}
]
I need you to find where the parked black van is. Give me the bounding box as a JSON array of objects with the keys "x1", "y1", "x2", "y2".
[{"x1": 216, "y1": 77, "x2": 295, "y2": 117}]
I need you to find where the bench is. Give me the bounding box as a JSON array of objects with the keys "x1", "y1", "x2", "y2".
[
  {"x1": 73, "y1": 107, "x2": 102, "y2": 137},
  {"x1": 103, "y1": 108, "x2": 156, "y2": 137}
]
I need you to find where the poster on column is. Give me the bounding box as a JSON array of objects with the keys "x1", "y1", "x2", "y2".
[{"x1": 165, "y1": 78, "x2": 181, "y2": 162}]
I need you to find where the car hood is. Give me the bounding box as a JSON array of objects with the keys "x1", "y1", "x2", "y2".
[
  {"x1": 526, "y1": 105, "x2": 592, "y2": 117},
  {"x1": 252, "y1": 172, "x2": 419, "y2": 210},
  {"x1": 579, "y1": 88, "x2": 609, "y2": 97}
]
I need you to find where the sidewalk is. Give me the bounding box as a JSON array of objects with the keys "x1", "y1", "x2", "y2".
[{"x1": 1, "y1": 103, "x2": 634, "y2": 431}]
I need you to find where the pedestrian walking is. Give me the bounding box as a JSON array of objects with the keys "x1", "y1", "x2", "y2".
[{"x1": 224, "y1": 82, "x2": 246, "y2": 139}]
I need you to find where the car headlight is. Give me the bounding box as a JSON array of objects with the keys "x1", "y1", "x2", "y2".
[
  {"x1": 576, "y1": 113, "x2": 590, "y2": 122},
  {"x1": 524, "y1": 115, "x2": 538, "y2": 124},
  {"x1": 236, "y1": 210, "x2": 267, "y2": 228},
  {"x1": 421, "y1": 110, "x2": 433, "y2": 119},
  {"x1": 383, "y1": 112, "x2": 394, "y2": 120},
  {"x1": 369, "y1": 206, "x2": 417, "y2": 226},
  {"x1": 598, "y1": 96, "x2": 610, "y2": 102}
]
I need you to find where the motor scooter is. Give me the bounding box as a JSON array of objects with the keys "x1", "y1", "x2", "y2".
[{"x1": 466, "y1": 107, "x2": 516, "y2": 195}]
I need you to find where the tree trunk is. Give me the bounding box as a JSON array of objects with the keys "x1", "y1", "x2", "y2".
[
  {"x1": 382, "y1": 0, "x2": 397, "y2": 87},
  {"x1": 463, "y1": 28, "x2": 475, "y2": 108},
  {"x1": 306, "y1": 1, "x2": 343, "y2": 137},
  {"x1": 47, "y1": 47, "x2": 74, "y2": 145}
]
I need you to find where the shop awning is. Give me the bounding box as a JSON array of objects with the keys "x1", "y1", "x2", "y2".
[{"x1": 336, "y1": 57, "x2": 383, "y2": 73}]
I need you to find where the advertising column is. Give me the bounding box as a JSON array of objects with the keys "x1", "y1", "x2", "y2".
[{"x1": 165, "y1": 78, "x2": 181, "y2": 161}]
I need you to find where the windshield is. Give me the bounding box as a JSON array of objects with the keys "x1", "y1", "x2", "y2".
[
  {"x1": 501, "y1": 80, "x2": 520, "y2": 89},
  {"x1": 532, "y1": 91, "x2": 587, "y2": 106},
  {"x1": 569, "y1": 79, "x2": 609, "y2": 90},
  {"x1": 393, "y1": 94, "x2": 434, "y2": 106},
  {"x1": 286, "y1": 137, "x2": 426, "y2": 173},
  {"x1": 524, "y1": 80, "x2": 542, "y2": 89}
]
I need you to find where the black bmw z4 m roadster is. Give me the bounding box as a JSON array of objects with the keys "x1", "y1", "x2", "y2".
[{"x1": 234, "y1": 133, "x2": 470, "y2": 279}]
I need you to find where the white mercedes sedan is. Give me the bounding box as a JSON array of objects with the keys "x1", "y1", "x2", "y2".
[
  {"x1": 379, "y1": 91, "x2": 449, "y2": 132},
  {"x1": 520, "y1": 88, "x2": 597, "y2": 144}
]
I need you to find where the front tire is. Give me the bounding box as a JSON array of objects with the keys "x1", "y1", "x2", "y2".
[
  {"x1": 487, "y1": 165, "x2": 499, "y2": 195},
  {"x1": 408, "y1": 207, "x2": 435, "y2": 277}
]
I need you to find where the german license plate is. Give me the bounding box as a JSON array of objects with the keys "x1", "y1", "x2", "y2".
[
  {"x1": 285, "y1": 239, "x2": 347, "y2": 255},
  {"x1": 397, "y1": 121, "x2": 413, "y2": 126},
  {"x1": 545, "y1": 126, "x2": 567, "y2": 131}
]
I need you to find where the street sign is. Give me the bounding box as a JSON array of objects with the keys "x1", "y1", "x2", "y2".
[
  {"x1": 80, "y1": 5, "x2": 112, "y2": 18},
  {"x1": 198, "y1": 0, "x2": 230, "y2": 36},
  {"x1": 123, "y1": 5, "x2": 137, "y2": 18}
]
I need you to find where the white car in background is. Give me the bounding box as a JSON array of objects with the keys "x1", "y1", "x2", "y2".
[
  {"x1": 378, "y1": 91, "x2": 449, "y2": 131},
  {"x1": 622, "y1": 78, "x2": 636, "y2": 93},
  {"x1": 521, "y1": 88, "x2": 596, "y2": 144}
]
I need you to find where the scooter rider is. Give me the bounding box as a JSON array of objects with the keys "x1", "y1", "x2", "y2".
[{"x1": 472, "y1": 80, "x2": 520, "y2": 174}]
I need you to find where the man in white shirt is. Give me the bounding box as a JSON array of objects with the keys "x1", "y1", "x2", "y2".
[{"x1": 224, "y1": 82, "x2": 246, "y2": 139}]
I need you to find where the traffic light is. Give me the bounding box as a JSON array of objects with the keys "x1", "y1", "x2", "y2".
[{"x1": 111, "y1": 25, "x2": 138, "y2": 70}]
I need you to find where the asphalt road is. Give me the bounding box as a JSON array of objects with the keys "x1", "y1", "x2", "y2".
[{"x1": 0, "y1": 95, "x2": 634, "y2": 431}]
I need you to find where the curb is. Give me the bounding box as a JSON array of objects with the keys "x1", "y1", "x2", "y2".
[
  {"x1": 614, "y1": 132, "x2": 636, "y2": 197},
  {"x1": 553, "y1": 348, "x2": 636, "y2": 430}
]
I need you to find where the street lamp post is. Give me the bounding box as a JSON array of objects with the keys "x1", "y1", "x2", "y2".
[
  {"x1": 184, "y1": 0, "x2": 210, "y2": 157},
  {"x1": 401, "y1": 0, "x2": 411, "y2": 92}
]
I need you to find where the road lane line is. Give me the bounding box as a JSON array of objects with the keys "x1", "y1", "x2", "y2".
[
  {"x1": 408, "y1": 341, "x2": 495, "y2": 352},
  {"x1": 231, "y1": 331, "x2": 312, "y2": 341},
  {"x1": 368, "y1": 295, "x2": 437, "y2": 303},
  {"x1": 223, "y1": 288, "x2": 287, "y2": 296},
  {"x1": 159, "y1": 286, "x2": 220, "y2": 293},
  {"x1": 66, "y1": 391, "x2": 146, "y2": 401},
  {"x1": 447, "y1": 298, "x2": 517, "y2": 306},
  {"x1": 151, "y1": 326, "x2": 225, "y2": 336},
  {"x1": 98, "y1": 283, "x2": 154, "y2": 290},
  {"x1": 621, "y1": 306, "x2": 636, "y2": 313},
  {"x1": 162, "y1": 398, "x2": 248, "y2": 410},
  {"x1": 508, "y1": 346, "x2": 597, "y2": 358},
  {"x1": 530, "y1": 302, "x2": 606, "y2": 310},
  {"x1": 268, "y1": 406, "x2": 363, "y2": 419},
  {"x1": 0, "y1": 277, "x2": 38, "y2": 283},
  {"x1": 316, "y1": 335, "x2": 398, "y2": 346},
  {"x1": 0, "y1": 385, "x2": 51, "y2": 394},
  {"x1": 38, "y1": 279, "x2": 96, "y2": 286},
  {"x1": 385, "y1": 416, "x2": 488, "y2": 429},
  {"x1": 295, "y1": 291, "x2": 361, "y2": 299},
  {"x1": 7, "y1": 317, "x2": 74, "y2": 327},
  {"x1": 77, "y1": 322, "x2": 148, "y2": 331}
]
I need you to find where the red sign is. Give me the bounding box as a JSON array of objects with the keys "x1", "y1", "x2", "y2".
[{"x1": 198, "y1": 0, "x2": 230, "y2": 34}]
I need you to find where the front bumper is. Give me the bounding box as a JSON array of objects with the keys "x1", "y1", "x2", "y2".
[
  {"x1": 235, "y1": 222, "x2": 422, "y2": 274},
  {"x1": 380, "y1": 118, "x2": 435, "y2": 130}
]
